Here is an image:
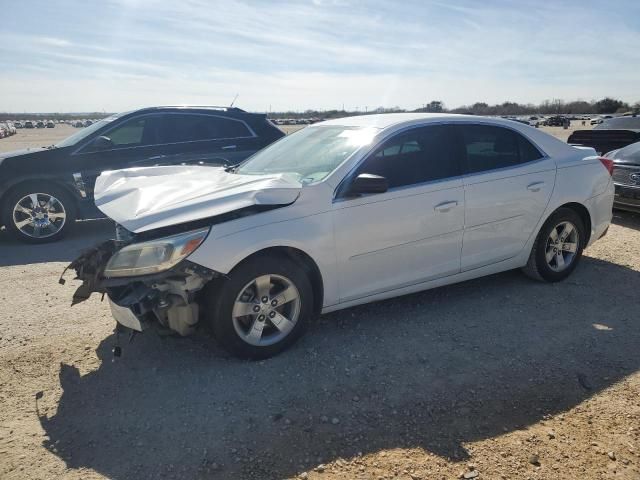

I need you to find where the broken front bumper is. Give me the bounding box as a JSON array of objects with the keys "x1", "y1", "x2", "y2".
[
  {"x1": 63, "y1": 238, "x2": 220, "y2": 336},
  {"x1": 109, "y1": 298, "x2": 145, "y2": 332}
]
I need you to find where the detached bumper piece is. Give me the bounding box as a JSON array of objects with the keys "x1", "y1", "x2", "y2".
[
  {"x1": 62, "y1": 241, "x2": 219, "y2": 336},
  {"x1": 59, "y1": 240, "x2": 118, "y2": 305}
]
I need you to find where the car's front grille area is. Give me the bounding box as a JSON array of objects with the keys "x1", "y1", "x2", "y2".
[{"x1": 612, "y1": 165, "x2": 640, "y2": 187}]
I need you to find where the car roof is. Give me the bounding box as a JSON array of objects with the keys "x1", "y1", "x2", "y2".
[
  {"x1": 317, "y1": 112, "x2": 550, "y2": 130},
  {"x1": 318, "y1": 112, "x2": 575, "y2": 157},
  {"x1": 133, "y1": 105, "x2": 248, "y2": 115},
  {"x1": 319, "y1": 113, "x2": 467, "y2": 129}
]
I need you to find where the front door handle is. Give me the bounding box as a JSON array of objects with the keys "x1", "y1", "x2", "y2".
[
  {"x1": 434, "y1": 201, "x2": 459, "y2": 212},
  {"x1": 222, "y1": 145, "x2": 237, "y2": 150},
  {"x1": 527, "y1": 181, "x2": 545, "y2": 192}
]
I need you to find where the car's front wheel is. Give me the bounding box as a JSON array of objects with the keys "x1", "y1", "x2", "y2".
[
  {"x1": 522, "y1": 207, "x2": 585, "y2": 282},
  {"x1": 3, "y1": 183, "x2": 76, "y2": 243},
  {"x1": 206, "y1": 255, "x2": 314, "y2": 359}
]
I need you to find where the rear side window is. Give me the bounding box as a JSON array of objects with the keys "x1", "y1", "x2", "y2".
[
  {"x1": 519, "y1": 135, "x2": 544, "y2": 162},
  {"x1": 160, "y1": 114, "x2": 252, "y2": 143},
  {"x1": 458, "y1": 125, "x2": 543, "y2": 173},
  {"x1": 357, "y1": 125, "x2": 460, "y2": 189}
]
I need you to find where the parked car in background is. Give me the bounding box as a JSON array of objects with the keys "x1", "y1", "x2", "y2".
[
  {"x1": 568, "y1": 115, "x2": 640, "y2": 155},
  {"x1": 543, "y1": 116, "x2": 567, "y2": 127},
  {"x1": 24, "y1": 121, "x2": 34, "y2": 129},
  {"x1": 590, "y1": 115, "x2": 613, "y2": 126},
  {"x1": 35, "y1": 121, "x2": 45, "y2": 128},
  {"x1": 46, "y1": 120, "x2": 55, "y2": 128},
  {"x1": 67, "y1": 113, "x2": 614, "y2": 359},
  {"x1": 0, "y1": 125, "x2": 6, "y2": 139},
  {"x1": 602, "y1": 141, "x2": 640, "y2": 213},
  {"x1": 14, "y1": 121, "x2": 23, "y2": 129},
  {"x1": 527, "y1": 116, "x2": 541, "y2": 127},
  {"x1": 0, "y1": 106, "x2": 284, "y2": 243},
  {"x1": 73, "y1": 120, "x2": 84, "y2": 128},
  {"x1": 4, "y1": 122, "x2": 17, "y2": 136}
]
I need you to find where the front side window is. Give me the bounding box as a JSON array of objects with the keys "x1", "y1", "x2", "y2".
[
  {"x1": 108, "y1": 118, "x2": 147, "y2": 146},
  {"x1": 55, "y1": 113, "x2": 123, "y2": 148},
  {"x1": 356, "y1": 125, "x2": 461, "y2": 189},
  {"x1": 160, "y1": 114, "x2": 252, "y2": 143},
  {"x1": 458, "y1": 125, "x2": 543, "y2": 174}
]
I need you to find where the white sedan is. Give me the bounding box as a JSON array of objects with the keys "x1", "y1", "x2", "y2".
[{"x1": 69, "y1": 113, "x2": 614, "y2": 359}]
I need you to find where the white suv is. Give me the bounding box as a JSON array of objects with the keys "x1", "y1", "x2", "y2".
[{"x1": 68, "y1": 114, "x2": 614, "y2": 358}]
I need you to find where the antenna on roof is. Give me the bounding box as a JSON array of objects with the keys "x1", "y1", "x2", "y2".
[{"x1": 230, "y1": 93, "x2": 239, "y2": 108}]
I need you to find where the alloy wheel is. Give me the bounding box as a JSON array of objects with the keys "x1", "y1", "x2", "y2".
[
  {"x1": 232, "y1": 274, "x2": 301, "y2": 347},
  {"x1": 12, "y1": 192, "x2": 67, "y2": 239},
  {"x1": 545, "y1": 221, "x2": 579, "y2": 272}
]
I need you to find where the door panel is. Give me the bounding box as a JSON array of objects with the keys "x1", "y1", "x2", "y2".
[
  {"x1": 462, "y1": 163, "x2": 555, "y2": 269},
  {"x1": 457, "y1": 123, "x2": 556, "y2": 270},
  {"x1": 333, "y1": 124, "x2": 464, "y2": 302},
  {"x1": 333, "y1": 180, "x2": 464, "y2": 301}
]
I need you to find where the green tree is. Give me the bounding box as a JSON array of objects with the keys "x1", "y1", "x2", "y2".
[{"x1": 593, "y1": 98, "x2": 629, "y2": 114}]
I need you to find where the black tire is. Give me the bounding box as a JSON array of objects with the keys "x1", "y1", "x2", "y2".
[
  {"x1": 2, "y1": 182, "x2": 76, "y2": 244},
  {"x1": 522, "y1": 207, "x2": 585, "y2": 282},
  {"x1": 205, "y1": 255, "x2": 314, "y2": 359}
]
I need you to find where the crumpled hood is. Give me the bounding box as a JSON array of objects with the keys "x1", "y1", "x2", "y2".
[{"x1": 94, "y1": 165, "x2": 302, "y2": 233}]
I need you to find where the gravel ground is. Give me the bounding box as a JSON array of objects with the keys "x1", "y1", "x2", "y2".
[{"x1": 1, "y1": 124, "x2": 639, "y2": 480}]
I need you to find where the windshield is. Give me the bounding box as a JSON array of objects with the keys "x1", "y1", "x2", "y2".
[
  {"x1": 236, "y1": 125, "x2": 379, "y2": 183},
  {"x1": 54, "y1": 113, "x2": 123, "y2": 148}
]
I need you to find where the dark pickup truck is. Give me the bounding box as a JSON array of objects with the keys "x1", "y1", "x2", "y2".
[{"x1": 568, "y1": 116, "x2": 640, "y2": 155}]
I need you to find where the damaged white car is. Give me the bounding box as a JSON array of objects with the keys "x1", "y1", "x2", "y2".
[{"x1": 65, "y1": 114, "x2": 614, "y2": 359}]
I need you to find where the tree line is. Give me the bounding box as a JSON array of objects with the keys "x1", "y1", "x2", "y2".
[
  {"x1": 409, "y1": 98, "x2": 637, "y2": 115},
  {"x1": 271, "y1": 97, "x2": 638, "y2": 120},
  {"x1": 2, "y1": 98, "x2": 638, "y2": 122}
]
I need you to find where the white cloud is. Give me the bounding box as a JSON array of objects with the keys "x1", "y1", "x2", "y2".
[{"x1": 36, "y1": 36, "x2": 72, "y2": 48}]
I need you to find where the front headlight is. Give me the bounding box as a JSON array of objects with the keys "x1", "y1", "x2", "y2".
[{"x1": 104, "y1": 227, "x2": 210, "y2": 278}]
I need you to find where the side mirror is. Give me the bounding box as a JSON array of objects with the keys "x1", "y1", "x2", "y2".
[
  {"x1": 89, "y1": 135, "x2": 113, "y2": 150},
  {"x1": 347, "y1": 173, "x2": 388, "y2": 196}
]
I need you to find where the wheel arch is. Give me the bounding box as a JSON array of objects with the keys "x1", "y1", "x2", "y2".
[
  {"x1": 554, "y1": 202, "x2": 592, "y2": 245},
  {"x1": 227, "y1": 246, "x2": 324, "y2": 317},
  {"x1": 0, "y1": 178, "x2": 80, "y2": 220}
]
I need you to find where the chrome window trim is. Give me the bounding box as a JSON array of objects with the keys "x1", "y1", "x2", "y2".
[
  {"x1": 71, "y1": 112, "x2": 256, "y2": 156},
  {"x1": 332, "y1": 120, "x2": 550, "y2": 202},
  {"x1": 332, "y1": 174, "x2": 464, "y2": 205}
]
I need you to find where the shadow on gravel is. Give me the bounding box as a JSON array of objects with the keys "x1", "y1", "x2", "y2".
[
  {"x1": 39, "y1": 257, "x2": 640, "y2": 479},
  {"x1": 0, "y1": 219, "x2": 112, "y2": 267},
  {"x1": 613, "y1": 209, "x2": 640, "y2": 231}
]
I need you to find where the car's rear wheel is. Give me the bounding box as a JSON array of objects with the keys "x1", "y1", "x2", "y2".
[
  {"x1": 522, "y1": 207, "x2": 585, "y2": 282},
  {"x1": 3, "y1": 183, "x2": 76, "y2": 243},
  {"x1": 206, "y1": 255, "x2": 313, "y2": 359}
]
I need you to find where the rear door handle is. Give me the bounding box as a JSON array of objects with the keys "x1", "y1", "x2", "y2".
[
  {"x1": 434, "y1": 201, "x2": 458, "y2": 212},
  {"x1": 527, "y1": 181, "x2": 545, "y2": 192},
  {"x1": 222, "y1": 145, "x2": 237, "y2": 150}
]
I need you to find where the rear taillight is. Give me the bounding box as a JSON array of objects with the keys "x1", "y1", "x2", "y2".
[{"x1": 598, "y1": 157, "x2": 614, "y2": 176}]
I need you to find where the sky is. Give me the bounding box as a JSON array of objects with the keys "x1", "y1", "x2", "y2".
[{"x1": 0, "y1": 0, "x2": 639, "y2": 113}]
